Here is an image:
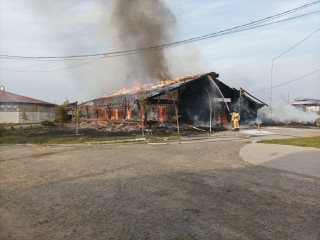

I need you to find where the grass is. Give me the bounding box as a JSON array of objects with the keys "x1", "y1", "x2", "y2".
[
  {"x1": 0, "y1": 126, "x2": 182, "y2": 145},
  {"x1": 0, "y1": 131, "x2": 145, "y2": 144},
  {"x1": 260, "y1": 136, "x2": 320, "y2": 148},
  {"x1": 0, "y1": 135, "x2": 137, "y2": 144}
]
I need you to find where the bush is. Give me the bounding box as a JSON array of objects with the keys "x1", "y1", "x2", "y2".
[
  {"x1": 41, "y1": 120, "x2": 55, "y2": 126},
  {"x1": 315, "y1": 117, "x2": 320, "y2": 127},
  {"x1": 0, "y1": 125, "x2": 4, "y2": 137},
  {"x1": 54, "y1": 105, "x2": 69, "y2": 124}
]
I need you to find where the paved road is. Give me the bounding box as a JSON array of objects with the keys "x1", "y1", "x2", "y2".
[
  {"x1": 239, "y1": 127, "x2": 320, "y2": 178},
  {"x1": 1, "y1": 130, "x2": 319, "y2": 239}
]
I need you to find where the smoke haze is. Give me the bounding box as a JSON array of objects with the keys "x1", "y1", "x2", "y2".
[
  {"x1": 2, "y1": 1, "x2": 318, "y2": 105},
  {"x1": 259, "y1": 99, "x2": 319, "y2": 124},
  {"x1": 113, "y1": 0, "x2": 176, "y2": 82}
]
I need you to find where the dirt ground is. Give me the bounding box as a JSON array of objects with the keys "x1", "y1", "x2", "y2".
[{"x1": 0, "y1": 138, "x2": 319, "y2": 239}]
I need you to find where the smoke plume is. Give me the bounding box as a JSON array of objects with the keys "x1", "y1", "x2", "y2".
[{"x1": 113, "y1": 0, "x2": 176, "y2": 82}]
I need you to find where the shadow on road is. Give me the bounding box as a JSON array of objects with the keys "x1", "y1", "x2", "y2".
[{"x1": 1, "y1": 143, "x2": 319, "y2": 239}]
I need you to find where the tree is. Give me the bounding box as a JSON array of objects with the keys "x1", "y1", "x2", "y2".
[
  {"x1": 137, "y1": 87, "x2": 149, "y2": 136},
  {"x1": 166, "y1": 90, "x2": 180, "y2": 134},
  {"x1": 54, "y1": 105, "x2": 69, "y2": 129},
  {"x1": 20, "y1": 108, "x2": 29, "y2": 134}
]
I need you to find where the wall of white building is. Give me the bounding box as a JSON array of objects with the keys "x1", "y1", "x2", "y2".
[
  {"x1": 19, "y1": 112, "x2": 55, "y2": 124},
  {"x1": 0, "y1": 105, "x2": 55, "y2": 124},
  {"x1": 306, "y1": 106, "x2": 320, "y2": 113},
  {"x1": 0, "y1": 112, "x2": 19, "y2": 123}
]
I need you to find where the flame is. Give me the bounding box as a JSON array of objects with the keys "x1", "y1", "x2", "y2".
[
  {"x1": 159, "y1": 106, "x2": 167, "y2": 121},
  {"x1": 100, "y1": 74, "x2": 204, "y2": 99},
  {"x1": 111, "y1": 109, "x2": 119, "y2": 120}
]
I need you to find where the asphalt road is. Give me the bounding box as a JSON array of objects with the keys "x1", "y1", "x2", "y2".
[{"x1": 0, "y1": 136, "x2": 319, "y2": 239}]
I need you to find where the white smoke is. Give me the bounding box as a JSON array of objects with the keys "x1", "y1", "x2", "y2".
[{"x1": 258, "y1": 99, "x2": 319, "y2": 124}]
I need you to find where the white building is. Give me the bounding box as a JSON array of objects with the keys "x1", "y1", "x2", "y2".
[
  {"x1": 0, "y1": 86, "x2": 56, "y2": 124},
  {"x1": 291, "y1": 97, "x2": 320, "y2": 113}
]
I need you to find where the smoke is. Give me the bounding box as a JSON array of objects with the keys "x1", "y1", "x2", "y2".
[
  {"x1": 113, "y1": 0, "x2": 176, "y2": 82},
  {"x1": 258, "y1": 99, "x2": 319, "y2": 124}
]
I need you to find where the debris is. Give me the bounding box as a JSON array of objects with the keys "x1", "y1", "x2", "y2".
[{"x1": 187, "y1": 125, "x2": 205, "y2": 132}]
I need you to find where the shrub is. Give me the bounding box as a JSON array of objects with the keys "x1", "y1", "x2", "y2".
[
  {"x1": 54, "y1": 105, "x2": 69, "y2": 124},
  {"x1": 0, "y1": 125, "x2": 4, "y2": 137},
  {"x1": 41, "y1": 120, "x2": 55, "y2": 126}
]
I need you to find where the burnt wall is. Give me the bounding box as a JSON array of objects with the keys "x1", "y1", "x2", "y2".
[{"x1": 179, "y1": 77, "x2": 211, "y2": 123}]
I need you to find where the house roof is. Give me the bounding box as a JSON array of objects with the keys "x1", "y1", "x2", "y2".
[
  {"x1": 291, "y1": 98, "x2": 320, "y2": 106},
  {"x1": 99, "y1": 73, "x2": 209, "y2": 100},
  {"x1": 92, "y1": 72, "x2": 266, "y2": 107},
  {"x1": 0, "y1": 90, "x2": 55, "y2": 106},
  {"x1": 97, "y1": 73, "x2": 226, "y2": 103}
]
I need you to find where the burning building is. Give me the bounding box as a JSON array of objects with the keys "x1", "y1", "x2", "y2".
[{"x1": 80, "y1": 72, "x2": 267, "y2": 128}]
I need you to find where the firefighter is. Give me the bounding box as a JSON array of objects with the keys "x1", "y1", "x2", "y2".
[{"x1": 231, "y1": 108, "x2": 240, "y2": 130}]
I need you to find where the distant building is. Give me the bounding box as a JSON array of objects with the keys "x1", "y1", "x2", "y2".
[
  {"x1": 291, "y1": 97, "x2": 320, "y2": 113},
  {"x1": 0, "y1": 86, "x2": 56, "y2": 124}
]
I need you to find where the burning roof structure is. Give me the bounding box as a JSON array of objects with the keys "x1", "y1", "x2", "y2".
[{"x1": 80, "y1": 72, "x2": 267, "y2": 128}]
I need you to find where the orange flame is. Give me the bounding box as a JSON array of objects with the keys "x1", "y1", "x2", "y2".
[{"x1": 100, "y1": 74, "x2": 204, "y2": 99}]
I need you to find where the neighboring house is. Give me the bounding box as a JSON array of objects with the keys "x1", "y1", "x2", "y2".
[
  {"x1": 291, "y1": 97, "x2": 320, "y2": 113},
  {"x1": 0, "y1": 86, "x2": 56, "y2": 124},
  {"x1": 80, "y1": 72, "x2": 267, "y2": 126}
]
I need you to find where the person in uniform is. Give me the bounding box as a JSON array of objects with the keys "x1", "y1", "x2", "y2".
[{"x1": 231, "y1": 108, "x2": 240, "y2": 130}]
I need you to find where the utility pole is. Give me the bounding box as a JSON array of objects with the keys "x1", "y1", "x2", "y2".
[
  {"x1": 239, "y1": 88, "x2": 243, "y2": 113},
  {"x1": 270, "y1": 60, "x2": 274, "y2": 122},
  {"x1": 75, "y1": 101, "x2": 79, "y2": 135},
  {"x1": 205, "y1": 88, "x2": 212, "y2": 132},
  {"x1": 269, "y1": 27, "x2": 319, "y2": 123}
]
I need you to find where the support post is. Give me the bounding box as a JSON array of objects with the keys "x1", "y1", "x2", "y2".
[
  {"x1": 239, "y1": 88, "x2": 243, "y2": 114},
  {"x1": 205, "y1": 88, "x2": 212, "y2": 132},
  {"x1": 75, "y1": 101, "x2": 79, "y2": 135}
]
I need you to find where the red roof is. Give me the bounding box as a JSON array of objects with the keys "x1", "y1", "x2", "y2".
[{"x1": 0, "y1": 90, "x2": 54, "y2": 105}]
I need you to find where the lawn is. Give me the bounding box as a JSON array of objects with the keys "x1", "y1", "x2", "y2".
[{"x1": 260, "y1": 136, "x2": 320, "y2": 148}]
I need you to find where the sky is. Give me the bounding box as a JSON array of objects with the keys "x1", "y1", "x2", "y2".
[{"x1": 0, "y1": 0, "x2": 319, "y2": 106}]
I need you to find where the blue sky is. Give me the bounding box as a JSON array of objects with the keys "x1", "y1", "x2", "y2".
[{"x1": 0, "y1": 0, "x2": 319, "y2": 105}]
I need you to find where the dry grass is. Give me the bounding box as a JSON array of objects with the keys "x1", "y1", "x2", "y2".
[{"x1": 0, "y1": 126, "x2": 181, "y2": 144}]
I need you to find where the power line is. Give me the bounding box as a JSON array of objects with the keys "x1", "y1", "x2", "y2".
[
  {"x1": 269, "y1": 25, "x2": 320, "y2": 119},
  {"x1": 273, "y1": 27, "x2": 320, "y2": 60},
  {"x1": 0, "y1": 58, "x2": 104, "y2": 72},
  {"x1": 1, "y1": 12, "x2": 319, "y2": 73},
  {"x1": 273, "y1": 69, "x2": 320, "y2": 88},
  {"x1": 0, "y1": 12, "x2": 314, "y2": 73},
  {"x1": 253, "y1": 69, "x2": 320, "y2": 93},
  {"x1": 1, "y1": 3, "x2": 319, "y2": 73},
  {"x1": 1, "y1": 1, "x2": 319, "y2": 61}
]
